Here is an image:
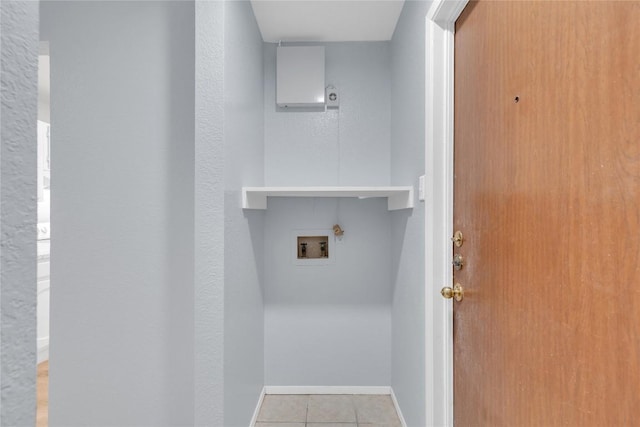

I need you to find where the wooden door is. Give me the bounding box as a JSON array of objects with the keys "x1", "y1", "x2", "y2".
[{"x1": 453, "y1": 1, "x2": 640, "y2": 425}]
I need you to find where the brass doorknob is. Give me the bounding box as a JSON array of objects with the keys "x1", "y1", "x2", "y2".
[{"x1": 441, "y1": 283, "x2": 464, "y2": 302}]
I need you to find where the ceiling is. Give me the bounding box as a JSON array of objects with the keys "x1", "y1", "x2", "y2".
[{"x1": 250, "y1": 0, "x2": 406, "y2": 42}]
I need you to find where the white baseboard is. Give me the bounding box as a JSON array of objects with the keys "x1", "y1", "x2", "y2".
[
  {"x1": 264, "y1": 385, "x2": 392, "y2": 395},
  {"x1": 250, "y1": 387, "x2": 266, "y2": 427},
  {"x1": 390, "y1": 388, "x2": 408, "y2": 427}
]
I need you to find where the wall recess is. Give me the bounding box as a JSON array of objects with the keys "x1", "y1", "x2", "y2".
[
  {"x1": 293, "y1": 229, "x2": 336, "y2": 266},
  {"x1": 297, "y1": 235, "x2": 329, "y2": 259}
]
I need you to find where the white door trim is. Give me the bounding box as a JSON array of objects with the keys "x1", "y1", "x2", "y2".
[{"x1": 424, "y1": 1, "x2": 468, "y2": 426}]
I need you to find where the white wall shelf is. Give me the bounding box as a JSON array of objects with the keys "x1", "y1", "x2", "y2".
[{"x1": 242, "y1": 186, "x2": 414, "y2": 211}]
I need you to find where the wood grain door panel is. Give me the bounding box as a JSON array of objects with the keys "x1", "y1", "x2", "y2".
[{"x1": 453, "y1": 1, "x2": 640, "y2": 425}]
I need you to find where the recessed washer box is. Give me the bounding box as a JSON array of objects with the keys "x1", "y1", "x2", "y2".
[
  {"x1": 277, "y1": 46, "x2": 325, "y2": 108},
  {"x1": 292, "y1": 229, "x2": 335, "y2": 266},
  {"x1": 297, "y1": 235, "x2": 329, "y2": 259}
]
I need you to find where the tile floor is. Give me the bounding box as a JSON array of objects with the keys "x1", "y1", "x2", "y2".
[{"x1": 255, "y1": 394, "x2": 402, "y2": 427}]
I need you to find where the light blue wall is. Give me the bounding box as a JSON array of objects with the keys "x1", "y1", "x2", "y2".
[
  {"x1": 263, "y1": 42, "x2": 395, "y2": 386},
  {"x1": 0, "y1": 1, "x2": 38, "y2": 424},
  {"x1": 36, "y1": 3, "x2": 430, "y2": 424},
  {"x1": 41, "y1": 2, "x2": 195, "y2": 425},
  {"x1": 264, "y1": 42, "x2": 391, "y2": 187},
  {"x1": 390, "y1": 1, "x2": 431, "y2": 426},
  {"x1": 41, "y1": 2, "x2": 263, "y2": 425},
  {"x1": 223, "y1": 1, "x2": 265, "y2": 426},
  {"x1": 264, "y1": 198, "x2": 392, "y2": 385},
  {"x1": 195, "y1": 1, "x2": 224, "y2": 424}
]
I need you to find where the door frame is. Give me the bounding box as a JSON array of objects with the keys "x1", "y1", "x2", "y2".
[{"x1": 424, "y1": 1, "x2": 468, "y2": 426}]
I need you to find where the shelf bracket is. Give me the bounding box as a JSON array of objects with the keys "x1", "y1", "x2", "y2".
[
  {"x1": 243, "y1": 189, "x2": 268, "y2": 210},
  {"x1": 388, "y1": 187, "x2": 414, "y2": 210}
]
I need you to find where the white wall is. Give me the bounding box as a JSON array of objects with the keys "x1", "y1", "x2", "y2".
[
  {"x1": 223, "y1": 2, "x2": 265, "y2": 426},
  {"x1": 41, "y1": 2, "x2": 195, "y2": 425},
  {"x1": 0, "y1": 1, "x2": 38, "y2": 424},
  {"x1": 390, "y1": 2, "x2": 431, "y2": 426}
]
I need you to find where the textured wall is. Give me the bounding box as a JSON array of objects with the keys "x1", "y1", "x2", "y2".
[
  {"x1": 264, "y1": 197, "x2": 392, "y2": 386},
  {"x1": 222, "y1": 1, "x2": 265, "y2": 426},
  {"x1": 264, "y1": 42, "x2": 391, "y2": 187},
  {"x1": 41, "y1": 2, "x2": 195, "y2": 425},
  {"x1": 390, "y1": 2, "x2": 431, "y2": 426},
  {"x1": 0, "y1": 1, "x2": 38, "y2": 425},
  {"x1": 262, "y1": 42, "x2": 395, "y2": 387},
  {"x1": 194, "y1": 1, "x2": 225, "y2": 425}
]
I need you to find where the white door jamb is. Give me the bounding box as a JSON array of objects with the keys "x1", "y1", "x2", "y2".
[{"x1": 424, "y1": 1, "x2": 469, "y2": 426}]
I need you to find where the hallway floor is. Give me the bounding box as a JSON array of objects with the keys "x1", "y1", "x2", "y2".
[
  {"x1": 255, "y1": 394, "x2": 402, "y2": 427},
  {"x1": 37, "y1": 361, "x2": 48, "y2": 427}
]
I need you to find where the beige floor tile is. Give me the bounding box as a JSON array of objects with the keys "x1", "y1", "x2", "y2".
[
  {"x1": 256, "y1": 395, "x2": 309, "y2": 422},
  {"x1": 353, "y1": 395, "x2": 401, "y2": 426},
  {"x1": 254, "y1": 423, "x2": 305, "y2": 427},
  {"x1": 307, "y1": 394, "x2": 357, "y2": 423},
  {"x1": 307, "y1": 424, "x2": 357, "y2": 427}
]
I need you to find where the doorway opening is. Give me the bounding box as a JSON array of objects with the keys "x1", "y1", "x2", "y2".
[{"x1": 37, "y1": 40, "x2": 51, "y2": 427}]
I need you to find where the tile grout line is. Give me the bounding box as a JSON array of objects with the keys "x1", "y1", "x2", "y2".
[
  {"x1": 353, "y1": 394, "x2": 359, "y2": 426},
  {"x1": 256, "y1": 393, "x2": 400, "y2": 427}
]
